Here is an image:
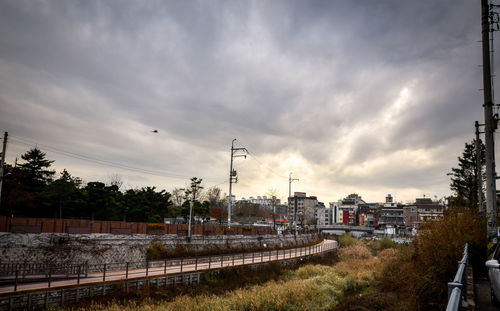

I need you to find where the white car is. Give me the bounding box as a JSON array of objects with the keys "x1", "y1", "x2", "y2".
[{"x1": 486, "y1": 242, "x2": 500, "y2": 305}]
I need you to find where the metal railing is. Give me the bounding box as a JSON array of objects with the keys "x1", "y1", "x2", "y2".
[
  {"x1": 446, "y1": 243, "x2": 468, "y2": 311},
  {"x1": 0, "y1": 272, "x2": 202, "y2": 311},
  {"x1": 1, "y1": 240, "x2": 337, "y2": 293}
]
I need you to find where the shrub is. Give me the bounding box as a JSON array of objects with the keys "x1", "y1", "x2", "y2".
[
  {"x1": 147, "y1": 215, "x2": 163, "y2": 223},
  {"x1": 378, "y1": 207, "x2": 487, "y2": 310},
  {"x1": 338, "y1": 244, "x2": 372, "y2": 261},
  {"x1": 338, "y1": 233, "x2": 358, "y2": 248},
  {"x1": 146, "y1": 242, "x2": 169, "y2": 260},
  {"x1": 377, "y1": 237, "x2": 393, "y2": 251},
  {"x1": 377, "y1": 248, "x2": 397, "y2": 261}
]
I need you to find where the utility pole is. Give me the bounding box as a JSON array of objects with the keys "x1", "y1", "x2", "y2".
[
  {"x1": 228, "y1": 139, "x2": 247, "y2": 227},
  {"x1": 475, "y1": 121, "x2": 485, "y2": 213},
  {"x1": 272, "y1": 196, "x2": 276, "y2": 232},
  {"x1": 288, "y1": 172, "x2": 299, "y2": 199},
  {"x1": 288, "y1": 172, "x2": 299, "y2": 232},
  {"x1": 481, "y1": 0, "x2": 498, "y2": 236},
  {"x1": 0, "y1": 132, "x2": 8, "y2": 207}
]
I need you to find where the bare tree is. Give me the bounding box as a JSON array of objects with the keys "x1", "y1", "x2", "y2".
[
  {"x1": 266, "y1": 188, "x2": 279, "y2": 231},
  {"x1": 172, "y1": 187, "x2": 185, "y2": 207},
  {"x1": 107, "y1": 173, "x2": 123, "y2": 190}
]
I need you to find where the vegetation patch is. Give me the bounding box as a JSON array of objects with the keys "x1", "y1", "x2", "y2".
[
  {"x1": 338, "y1": 233, "x2": 358, "y2": 248},
  {"x1": 145, "y1": 238, "x2": 324, "y2": 261}
]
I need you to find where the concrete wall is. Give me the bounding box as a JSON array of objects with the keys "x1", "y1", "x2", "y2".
[{"x1": 0, "y1": 233, "x2": 320, "y2": 266}]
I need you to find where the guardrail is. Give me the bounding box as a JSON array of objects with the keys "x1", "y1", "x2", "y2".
[
  {"x1": 0, "y1": 244, "x2": 324, "y2": 288},
  {"x1": 446, "y1": 243, "x2": 468, "y2": 311},
  {"x1": 1, "y1": 240, "x2": 337, "y2": 293},
  {"x1": 0, "y1": 240, "x2": 337, "y2": 310}
]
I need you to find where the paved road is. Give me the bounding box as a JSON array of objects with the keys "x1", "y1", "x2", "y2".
[{"x1": 0, "y1": 240, "x2": 337, "y2": 294}]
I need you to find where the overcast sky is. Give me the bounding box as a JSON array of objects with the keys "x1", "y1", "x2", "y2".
[{"x1": 0, "y1": 0, "x2": 493, "y2": 204}]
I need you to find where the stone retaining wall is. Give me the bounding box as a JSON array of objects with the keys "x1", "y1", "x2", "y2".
[{"x1": 0, "y1": 233, "x2": 319, "y2": 266}]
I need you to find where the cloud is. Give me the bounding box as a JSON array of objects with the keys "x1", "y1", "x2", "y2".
[{"x1": 0, "y1": 0, "x2": 486, "y2": 203}]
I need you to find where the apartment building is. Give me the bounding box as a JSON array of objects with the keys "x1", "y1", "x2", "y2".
[
  {"x1": 404, "y1": 197, "x2": 444, "y2": 229},
  {"x1": 287, "y1": 192, "x2": 318, "y2": 226}
]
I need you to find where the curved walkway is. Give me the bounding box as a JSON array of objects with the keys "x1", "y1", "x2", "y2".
[{"x1": 0, "y1": 239, "x2": 337, "y2": 295}]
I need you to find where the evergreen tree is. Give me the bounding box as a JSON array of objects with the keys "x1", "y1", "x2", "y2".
[
  {"x1": 40, "y1": 169, "x2": 82, "y2": 218},
  {"x1": 449, "y1": 139, "x2": 485, "y2": 208},
  {"x1": 0, "y1": 164, "x2": 35, "y2": 216},
  {"x1": 18, "y1": 147, "x2": 55, "y2": 189}
]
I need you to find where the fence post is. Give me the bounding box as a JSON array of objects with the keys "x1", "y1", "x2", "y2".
[
  {"x1": 146, "y1": 261, "x2": 149, "y2": 277},
  {"x1": 180, "y1": 258, "x2": 183, "y2": 273},
  {"x1": 261, "y1": 252, "x2": 263, "y2": 262},
  {"x1": 195, "y1": 257, "x2": 198, "y2": 271},
  {"x1": 77, "y1": 265, "x2": 81, "y2": 285},
  {"x1": 243, "y1": 253, "x2": 245, "y2": 265},
  {"x1": 209, "y1": 256, "x2": 211, "y2": 269},
  {"x1": 164, "y1": 260, "x2": 167, "y2": 274},
  {"x1": 85, "y1": 261, "x2": 88, "y2": 278},
  {"x1": 126, "y1": 262, "x2": 129, "y2": 279},
  {"x1": 14, "y1": 269, "x2": 18, "y2": 292},
  {"x1": 103, "y1": 263, "x2": 106, "y2": 282},
  {"x1": 48, "y1": 267, "x2": 52, "y2": 288},
  {"x1": 232, "y1": 254, "x2": 235, "y2": 266},
  {"x1": 447, "y1": 282, "x2": 462, "y2": 300}
]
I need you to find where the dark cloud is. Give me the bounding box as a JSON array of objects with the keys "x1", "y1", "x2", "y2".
[{"x1": 0, "y1": 0, "x2": 487, "y2": 202}]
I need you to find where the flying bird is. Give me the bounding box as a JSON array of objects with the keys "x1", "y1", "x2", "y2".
[{"x1": 152, "y1": 130, "x2": 158, "y2": 133}]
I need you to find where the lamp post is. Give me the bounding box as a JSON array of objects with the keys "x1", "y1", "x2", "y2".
[{"x1": 188, "y1": 198, "x2": 193, "y2": 242}]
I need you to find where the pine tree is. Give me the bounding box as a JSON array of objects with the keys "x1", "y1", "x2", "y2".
[
  {"x1": 449, "y1": 139, "x2": 485, "y2": 208},
  {"x1": 19, "y1": 147, "x2": 55, "y2": 189}
]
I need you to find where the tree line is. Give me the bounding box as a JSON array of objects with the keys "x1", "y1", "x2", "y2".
[{"x1": 0, "y1": 147, "x2": 227, "y2": 223}]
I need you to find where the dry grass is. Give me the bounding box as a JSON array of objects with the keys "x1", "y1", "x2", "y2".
[
  {"x1": 57, "y1": 239, "x2": 405, "y2": 311},
  {"x1": 334, "y1": 244, "x2": 396, "y2": 288},
  {"x1": 338, "y1": 244, "x2": 372, "y2": 261},
  {"x1": 377, "y1": 248, "x2": 397, "y2": 261},
  {"x1": 58, "y1": 263, "x2": 357, "y2": 311}
]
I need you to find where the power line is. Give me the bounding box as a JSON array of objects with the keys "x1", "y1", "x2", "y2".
[
  {"x1": 8, "y1": 135, "x2": 225, "y2": 183},
  {"x1": 234, "y1": 139, "x2": 288, "y2": 179}
]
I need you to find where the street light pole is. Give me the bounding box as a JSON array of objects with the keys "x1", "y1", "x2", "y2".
[{"x1": 188, "y1": 198, "x2": 193, "y2": 242}]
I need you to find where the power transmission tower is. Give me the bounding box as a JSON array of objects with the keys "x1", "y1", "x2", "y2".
[
  {"x1": 228, "y1": 139, "x2": 247, "y2": 227},
  {"x1": 0, "y1": 132, "x2": 8, "y2": 207},
  {"x1": 481, "y1": 0, "x2": 498, "y2": 237}
]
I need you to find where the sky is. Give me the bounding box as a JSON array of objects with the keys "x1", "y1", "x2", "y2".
[{"x1": 0, "y1": 0, "x2": 494, "y2": 204}]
